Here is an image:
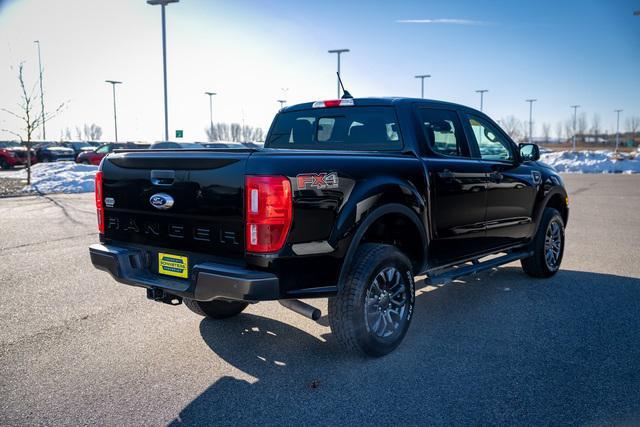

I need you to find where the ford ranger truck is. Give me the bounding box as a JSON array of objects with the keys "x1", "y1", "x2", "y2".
[{"x1": 89, "y1": 97, "x2": 569, "y2": 357}]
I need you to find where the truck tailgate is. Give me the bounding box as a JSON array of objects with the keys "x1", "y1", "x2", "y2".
[{"x1": 100, "y1": 150, "x2": 251, "y2": 258}]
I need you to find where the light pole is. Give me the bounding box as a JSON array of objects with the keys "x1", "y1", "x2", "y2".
[
  {"x1": 277, "y1": 100, "x2": 286, "y2": 110},
  {"x1": 34, "y1": 40, "x2": 45, "y2": 140},
  {"x1": 105, "y1": 80, "x2": 122, "y2": 142},
  {"x1": 328, "y1": 49, "x2": 349, "y2": 98},
  {"x1": 415, "y1": 74, "x2": 431, "y2": 99},
  {"x1": 476, "y1": 89, "x2": 488, "y2": 112},
  {"x1": 526, "y1": 99, "x2": 537, "y2": 143},
  {"x1": 205, "y1": 92, "x2": 216, "y2": 140},
  {"x1": 571, "y1": 105, "x2": 580, "y2": 151},
  {"x1": 147, "y1": 0, "x2": 179, "y2": 141},
  {"x1": 615, "y1": 109, "x2": 623, "y2": 152}
]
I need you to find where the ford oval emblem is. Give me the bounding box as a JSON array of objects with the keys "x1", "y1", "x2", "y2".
[{"x1": 149, "y1": 193, "x2": 174, "y2": 210}]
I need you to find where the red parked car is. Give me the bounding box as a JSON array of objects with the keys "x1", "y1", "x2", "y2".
[
  {"x1": 0, "y1": 141, "x2": 37, "y2": 169},
  {"x1": 76, "y1": 142, "x2": 149, "y2": 165}
]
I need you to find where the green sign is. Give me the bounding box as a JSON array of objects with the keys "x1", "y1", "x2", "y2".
[{"x1": 175, "y1": 130, "x2": 183, "y2": 138}]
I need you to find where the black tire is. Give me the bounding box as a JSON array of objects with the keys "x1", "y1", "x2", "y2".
[
  {"x1": 521, "y1": 207, "x2": 565, "y2": 278},
  {"x1": 329, "y1": 243, "x2": 416, "y2": 357},
  {"x1": 183, "y1": 298, "x2": 249, "y2": 319},
  {"x1": 0, "y1": 158, "x2": 10, "y2": 170}
]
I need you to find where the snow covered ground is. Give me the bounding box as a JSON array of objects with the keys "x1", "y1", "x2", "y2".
[
  {"x1": 5, "y1": 162, "x2": 97, "y2": 194},
  {"x1": 540, "y1": 150, "x2": 640, "y2": 174}
]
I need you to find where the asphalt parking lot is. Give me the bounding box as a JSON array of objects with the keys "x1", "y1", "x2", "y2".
[{"x1": 1, "y1": 174, "x2": 639, "y2": 425}]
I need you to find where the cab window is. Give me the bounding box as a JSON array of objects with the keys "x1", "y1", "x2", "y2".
[
  {"x1": 467, "y1": 116, "x2": 514, "y2": 161},
  {"x1": 96, "y1": 145, "x2": 110, "y2": 154}
]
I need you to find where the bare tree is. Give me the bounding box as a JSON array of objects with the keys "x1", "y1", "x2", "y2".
[
  {"x1": 577, "y1": 112, "x2": 587, "y2": 136},
  {"x1": 83, "y1": 123, "x2": 102, "y2": 141},
  {"x1": 498, "y1": 116, "x2": 524, "y2": 141},
  {"x1": 564, "y1": 119, "x2": 574, "y2": 142},
  {"x1": 626, "y1": 116, "x2": 640, "y2": 136},
  {"x1": 205, "y1": 125, "x2": 218, "y2": 142},
  {"x1": 230, "y1": 123, "x2": 242, "y2": 142},
  {"x1": 1, "y1": 63, "x2": 64, "y2": 184},
  {"x1": 216, "y1": 123, "x2": 230, "y2": 141},
  {"x1": 555, "y1": 122, "x2": 564, "y2": 143},
  {"x1": 542, "y1": 123, "x2": 551, "y2": 143},
  {"x1": 75, "y1": 126, "x2": 82, "y2": 140},
  {"x1": 252, "y1": 128, "x2": 264, "y2": 142},
  {"x1": 589, "y1": 113, "x2": 601, "y2": 144},
  {"x1": 64, "y1": 127, "x2": 72, "y2": 140}
]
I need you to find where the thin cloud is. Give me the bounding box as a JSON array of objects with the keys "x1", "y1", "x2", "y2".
[{"x1": 396, "y1": 19, "x2": 493, "y2": 26}]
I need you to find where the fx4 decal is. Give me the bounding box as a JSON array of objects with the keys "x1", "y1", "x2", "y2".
[{"x1": 296, "y1": 172, "x2": 339, "y2": 190}]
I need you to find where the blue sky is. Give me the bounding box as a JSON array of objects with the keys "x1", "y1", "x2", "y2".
[{"x1": 0, "y1": 0, "x2": 638, "y2": 141}]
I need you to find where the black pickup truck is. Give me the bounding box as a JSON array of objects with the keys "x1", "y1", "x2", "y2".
[{"x1": 90, "y1": 97, "x2": 568, "y2": 356}]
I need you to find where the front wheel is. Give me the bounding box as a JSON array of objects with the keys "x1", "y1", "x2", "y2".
[
  {"x1": 329, "y1": 243, "x2": 415, "y2": 357},
  {"x1": 0, "y1": 158, "x2": 10, "y2": 170},
  {"x1": 521, "y1": 207, "x2": 565, "y2": 278},
  {"x1": 183, "y1": 298, "x2": 248, "y2": 319}
]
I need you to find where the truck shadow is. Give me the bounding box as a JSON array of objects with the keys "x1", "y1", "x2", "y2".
[{"x1": 170, "y1": 268, "x2": 640, "y2": 425}]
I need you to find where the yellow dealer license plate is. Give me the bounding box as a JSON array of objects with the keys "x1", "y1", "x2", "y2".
[{"x1": 158, "y1": 253, "x2": 189, "y2": 279}]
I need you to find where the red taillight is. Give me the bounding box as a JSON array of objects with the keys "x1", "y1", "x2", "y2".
[
  {"x1": 245, "y1": 175, "x2": 292, "y2": 253},
  {"x1": 95, "y1": 171, "x2": 104, "y2": 234}
]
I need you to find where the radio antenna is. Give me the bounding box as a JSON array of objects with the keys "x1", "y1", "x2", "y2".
[{"x1": 337, "y1": 72, "x2": 353, "y2": 99}]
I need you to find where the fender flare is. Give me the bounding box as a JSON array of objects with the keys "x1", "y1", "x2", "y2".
[
  {"x1": 532, "y1": 185, "x2": 568, "y2": 234},
  {"x1": 336, "y1": 203, "x2": 428, "y2": 290}
]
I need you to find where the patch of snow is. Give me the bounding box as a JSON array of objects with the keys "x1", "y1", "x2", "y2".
[
  {"x1": 539, "y1": 150, "x2": 640, "y2": 174},
  {"x1": 5, "y1": 162, "x2": 98, "y2": 194}
]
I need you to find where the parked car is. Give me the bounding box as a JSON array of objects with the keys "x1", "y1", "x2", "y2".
[
  {"x1": 0, "y1": 141, "x2": 36, "y2": 169},
  {"x1": 90, "y1": 97, "x2": 569, "y2": 357},
  {"x1": 149, "y1": 142, "x2": 205, "y2": 149},
  {"x1": 34, "y1": 143, "x2": 76, "y2": 163},
  {"x1": 61, "y1": 141, "x2": 95, "y2": 158},
  {"x1": 76, "y1": 142, "x2": 149, "y2": 165}
]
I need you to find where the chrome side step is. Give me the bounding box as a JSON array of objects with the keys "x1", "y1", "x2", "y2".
[{"x1": 425, "y1": 250, "x2": 532, "y2": 285}]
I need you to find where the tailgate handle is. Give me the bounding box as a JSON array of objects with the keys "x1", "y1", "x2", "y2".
[{"x1": 151, "y1": 170, "x2": 175, "y2": 186}]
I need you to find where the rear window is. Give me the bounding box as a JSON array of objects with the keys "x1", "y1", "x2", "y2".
[{"x1": 265, "y1": 106, "x2": 402, "y2": 151}]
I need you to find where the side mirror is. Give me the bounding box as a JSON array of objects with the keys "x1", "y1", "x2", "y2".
[{"x1": 519, "y1": 143, "x2": 540, "y2": 162}]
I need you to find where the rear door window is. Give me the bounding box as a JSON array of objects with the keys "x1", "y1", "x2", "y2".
[
  {"x1": 417, "y1": 108, "x2": 470, "y2": 157},
  {"x1": 266, "y1": 106, "x2": 402, "y2": 151}
]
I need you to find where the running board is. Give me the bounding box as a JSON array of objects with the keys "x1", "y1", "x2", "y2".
[{"x1": 425, "y1": 250, "x2": 532, "y2": 285}]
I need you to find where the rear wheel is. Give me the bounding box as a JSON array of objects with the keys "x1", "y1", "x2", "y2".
[
  {"x1": 0, "y1": 158, "x2": 10, "y2": 169},
  {"x1": 329, "y1": 243, "x2": 415, "y2": 357},
  {"x1": 521, "y1": 207, "x2": 565, "y2": 278},
  {"x1": 183, "y1": 298, "x2": 248, "y2": 319}
]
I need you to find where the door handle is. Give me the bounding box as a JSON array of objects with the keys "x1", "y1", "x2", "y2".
[
  {"x1": 151, "y1": 169, "x2": 175, "y2": 186},
  {"x1": 438, "y1": 170, "x2": 455, "y2": 180}
]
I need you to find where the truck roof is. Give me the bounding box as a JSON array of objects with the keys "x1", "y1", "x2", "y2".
[{"x1": 282, "y1": 97, "x2": 480, "y2": 114}]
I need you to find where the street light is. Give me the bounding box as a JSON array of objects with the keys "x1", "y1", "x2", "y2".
[
  {"x1": 571, "y1": 105, "x2": 580, "y2": 151},
  {"x1": 414, "y1": 74, "x2": 431, "y2": 99},
  {"x1": 328, "y1": 49, "x2": 349, "y2": 98},
  {"x1": 34, "y1": 40, "x2": 45, "y2": 140},
  {"x1": 147, "y1": 0, "x2": 179, "y2": 141},
  {"x1": 204, "y1": 91, "x2": 216, "y2": 140},
  {"x1": 277, "y1": 100, "x2": 286, "y2": 110},
  {"x1": 615, "y1": 109, "x2": 623, "y2": 152},
  {"x1": 475, "y1": 89, "x2": 488, "y2": 111},
  {"x1": 105, "y1": 80, "x2": 122, "y2": 142},
  {"x1": 526, "y1": 99, "x2": 537, "y2": 143}
]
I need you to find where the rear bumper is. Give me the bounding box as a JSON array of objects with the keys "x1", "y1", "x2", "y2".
[{"x1": 89, "y1": 243, "x2": 279, "y2": 302}]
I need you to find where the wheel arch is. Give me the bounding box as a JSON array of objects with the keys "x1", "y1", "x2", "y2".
[
  {"x1": 336, "y1": 203, "x2": 428, "y2": 290},
  {"x1": 533, "y1": 186, "x2": 569, "y2": 234}
]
